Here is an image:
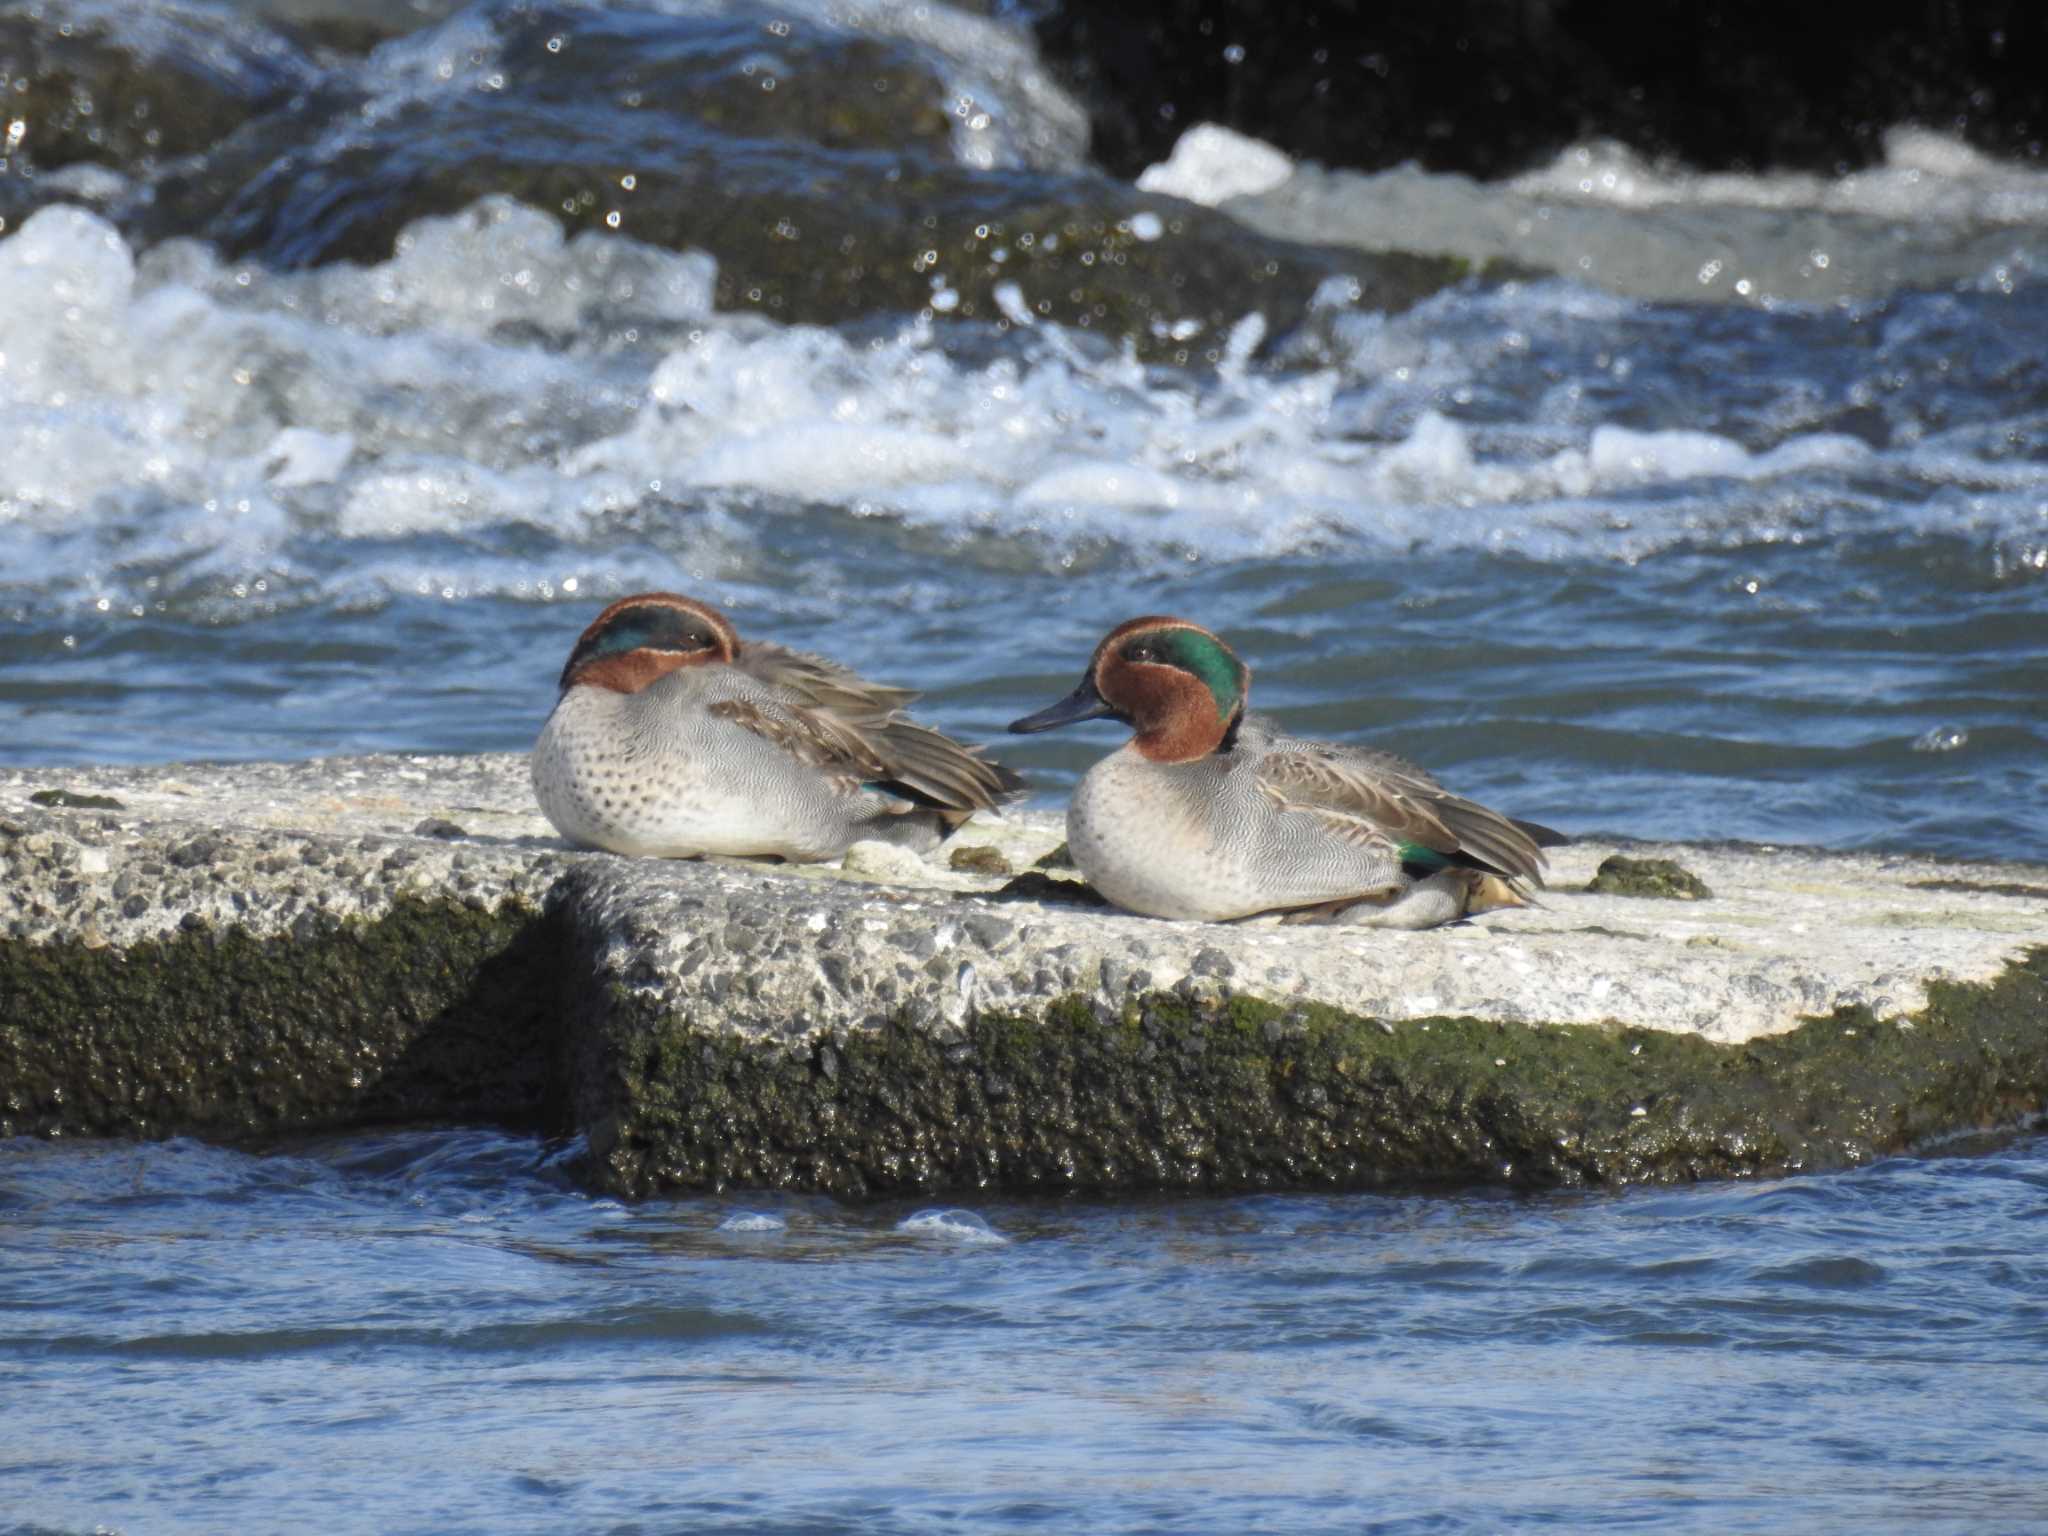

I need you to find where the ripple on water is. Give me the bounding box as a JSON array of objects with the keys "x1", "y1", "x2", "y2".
[{"x1": 1749, "y1": 1255, "x2": 1891, "y2": 1290}]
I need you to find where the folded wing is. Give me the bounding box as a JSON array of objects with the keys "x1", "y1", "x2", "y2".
[
  {"x1": 1252, "y1": 729, "x2": 1550, "y2": 886},
  {"x1": 718, "y1": 642, "x2": 1020, "y2": 812}
]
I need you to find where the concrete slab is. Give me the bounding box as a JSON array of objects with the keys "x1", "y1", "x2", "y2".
[{"x1": 3, "y1": 753, "x2": 2044, "y2": 1196}]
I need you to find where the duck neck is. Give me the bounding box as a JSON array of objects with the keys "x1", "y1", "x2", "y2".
[{"x1": 1129, "y1": 676, "x2": 1240, "y2": 763}]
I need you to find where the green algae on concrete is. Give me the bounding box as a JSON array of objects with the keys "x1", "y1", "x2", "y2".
[
  {"x1": 1911, "y1": 877, "x2": 2048, "y2": 903},
  {"x1": 572, "y1": 947, "x2": 2048, "y2": 1200},
  {"x1": 29, "y1": 789, "x2": 127, "y2": 811},
  {"x1": 947, "y1": 844, "x2": 1013, "y2": 877},
  {"x1": 1587, "y1": 854, "x2": 1714, "y2": 900},
  {"x1": 0, "y1": 897, "x2": 569, "y2": 1142}
]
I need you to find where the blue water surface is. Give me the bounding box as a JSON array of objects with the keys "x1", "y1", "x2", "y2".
[{"x1": 4, "y1": 1129, "x2": 2046, "y2": 1534}]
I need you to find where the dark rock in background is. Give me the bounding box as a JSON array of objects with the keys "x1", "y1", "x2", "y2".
[
  {"x1": 17, "y1": 0, "x2": 2037, "y2": 342},
  {"x1": 1033, "y1": 0, "x2": 2048, "y2": 180},
  {"x1": 2, "y1": 0, "x2": 1461, "y2": 348},
  {"x1": 0, "y1": 0, "x2": 316, "y2": 175}
]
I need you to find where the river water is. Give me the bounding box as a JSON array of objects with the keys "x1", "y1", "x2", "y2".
[
  {"x1": 2, "y1": 0, "x2": 2046, "y2": 1527},
  {"x1": 5, "y1": 1128, "x2": 2048, "y2": 1533}
]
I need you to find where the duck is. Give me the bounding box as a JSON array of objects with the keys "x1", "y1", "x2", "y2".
[
  {"x1": 1007, "y1": 616, "x2": 1565, "y2": 926},
  {"x1": 533, "y1": 592, "x2": 1019, "y2": 861}
]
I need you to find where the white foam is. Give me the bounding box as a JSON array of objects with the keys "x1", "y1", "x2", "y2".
[
  {"x1": 0, "y1": 204, "x2": 137, "y2": 405},
  {"x1": 263, "y1": 428, "x2": 356, "y2": 489},
  {"x1": 1016, "y1": 460, "x2": 1188, "y2": 510},
  {"x1": 1514, "y1": 127, "x2": 2048, "y2": 227},
  {"x1": 716, "y1": 1211, "x2": 786, "y2": 1233},
  {"x1": 1137, "y1": 124, "x2": 1295, "y2": 206},
  {"x1": 1584, "y1": 426, "x2": 1755, "y2": 488},
  {"x1": 1206, "y1": 124, "x2": 2048, "y2": 303},
  {"x1": 693, "y1": 423, "x2": 976, "y2": 498},
  {"x1": 897, "y1": 1208, "x2": 1006, "y2": 1244},
  {"x1": 34, "y1": 162, "x2": 133, "y2": 205},
  {"x1": 3, "y1": 198, "x2": 2044, "y2": 619}
]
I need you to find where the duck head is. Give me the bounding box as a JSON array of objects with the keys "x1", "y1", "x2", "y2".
[
  {"x1": 1008, "y1": 616, "x2": 1249, "y2": 763},
  {"x1": 558, "y1": 592, "x2": 740, "y2": 693}
]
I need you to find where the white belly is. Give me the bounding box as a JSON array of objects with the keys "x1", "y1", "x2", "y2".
[
  {"x1": 532, "y1": 694, "x2": 838, "y2": 860},
  {"x1": 1065, "y1": 756, "x2": 1262, "y2": 921}
]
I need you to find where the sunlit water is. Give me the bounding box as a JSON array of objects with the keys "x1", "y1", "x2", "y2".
[
  {"x1": 4, "y1": 1129, "x2": 2047, "y2": 1534},
  {"x1": 1, "y1": 192, "x2": 2043, "y2": 854}
]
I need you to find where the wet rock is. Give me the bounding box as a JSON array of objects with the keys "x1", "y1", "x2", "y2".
[
  {"x1": 0, "y1": 0, "x2": 315, "y2": 177},
  {"x1": 252, "y1": 0, "x2": 497, "y2": 56},
  {"x1": 131, "y1": 0, "x2": 1458, "y2": 351},
  {"x1": 1587, "y1": 855, "x2": 1714, "y2": 901}
]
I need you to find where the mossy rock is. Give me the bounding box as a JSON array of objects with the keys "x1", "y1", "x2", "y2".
[
  {"x1": 948, "y1": 844, "x2": 1013, "y2": 876},
  {"x1": 8, "y1": 817, "x2": 2042, "y2": 1202},
  {"x1": 29, "y1": 789, "x2": 126, "y2": 811},
  {"x1": 0, "y1": 896, "x2": 570, "y2": 1141},
  {"x1": 576, "y1": 944, "x2": 2048, "y2": 1199},
  {"x1": 1587, "y1": 854, "x2": 1714, "y2": 900}
]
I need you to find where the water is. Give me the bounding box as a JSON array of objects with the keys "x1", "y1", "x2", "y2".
[
  {"x1": 1, "y1": 6, "x2": 2045, "y2": 858},
  {"x1": 4, "y1": 1128, "x2": 2048, "y2": 1534},
  {"x1": 4, "y1": 3, "x2": 2048, "y2": 1525},
  {"x1": 1, "y1": 192, "x2": 2042, "y2": 852}
]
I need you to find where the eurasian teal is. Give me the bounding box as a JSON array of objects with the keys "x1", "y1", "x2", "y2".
[
  {"x1": 534, "y1": 593, "x2": 1019, "y2": 861},
  {"x1": 1009, "y1": 616, "x2": 1564, "y2": 926}
]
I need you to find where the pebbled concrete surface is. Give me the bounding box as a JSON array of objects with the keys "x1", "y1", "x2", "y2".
[
  {"x1": 3, "y1": 752, "x2": 2045, "y2": 1194},
  {"x1": 6, "y1": 752, "x2": 2040, "y2": 1042}
]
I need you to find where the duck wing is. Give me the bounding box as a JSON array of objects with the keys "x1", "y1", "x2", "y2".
[
  {"x1": 722, "y1": 642, "x2": 1020, "y2": 812},
  {"x1": 1252, "y1": 729, "x2": 1551, "y2": 886}
]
